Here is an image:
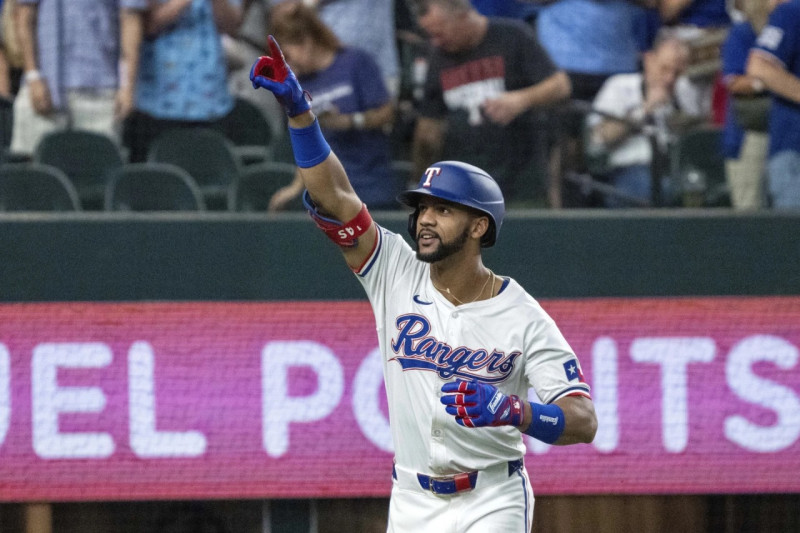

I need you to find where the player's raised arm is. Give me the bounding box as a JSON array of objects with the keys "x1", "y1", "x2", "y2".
[{"x1": 250, "y1": 36, "x2": 377, "y2": 268}]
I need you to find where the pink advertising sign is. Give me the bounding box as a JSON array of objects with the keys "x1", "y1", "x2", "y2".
[{"x1": 0, "y1": 297, "x2": 798, "y2": 501}]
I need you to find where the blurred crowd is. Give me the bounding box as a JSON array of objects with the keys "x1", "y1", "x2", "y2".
[{"x1": 0, "y1": 0, "x2": 797, "y2": 211}]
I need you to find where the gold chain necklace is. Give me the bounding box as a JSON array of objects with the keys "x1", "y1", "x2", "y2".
[{"x1": 432, "y1": 270, "x2": 495, "y2": 305}]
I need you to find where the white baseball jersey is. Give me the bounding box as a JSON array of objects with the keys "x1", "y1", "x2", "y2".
[{"x1": 354, "y1": 225, "x2": 591, "y2": 476}]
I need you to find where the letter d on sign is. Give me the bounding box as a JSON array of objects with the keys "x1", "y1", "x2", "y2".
[{"x1": 262, "y1": 341, "x2": 344, "y2": 457}]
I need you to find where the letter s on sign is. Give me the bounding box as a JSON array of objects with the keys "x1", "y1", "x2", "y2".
[{"x1": 725, "y1": 335, "x2": 800, "y2": 452}]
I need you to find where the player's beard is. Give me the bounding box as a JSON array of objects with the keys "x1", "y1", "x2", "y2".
[{"x1": 415, "y1": 227, "x2": 470, "y2": 263}]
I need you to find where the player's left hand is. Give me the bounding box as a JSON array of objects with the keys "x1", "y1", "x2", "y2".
[
  {"x1": 440, "y1": 379, "x2": 523, "y2": 428},
  {"x1": 250, "y1": 35, "x2": 311, "y2": 117}
]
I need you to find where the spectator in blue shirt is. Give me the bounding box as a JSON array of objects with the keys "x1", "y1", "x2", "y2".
[
  {"x1": 124, "y1": 0, "x2": 243, "y2": 162},
  {"x1": 535, "y1": 0, "x2": 648, "y2": 102},
  {"x1": 10, "y1": 0, "x2": 147, "y2": 155},
  {"x1": 265, "y1": 1, "x2": 399, "y2": 210},
  {"x1": 269, "y1": 0, "x2": 400, "y2": 98},
  {"x1": 747, "y1": 0, "x2": 800, "y2": 207},
  {"x1": 721, "y1": 0, "x2": 771, "y2": 209}
]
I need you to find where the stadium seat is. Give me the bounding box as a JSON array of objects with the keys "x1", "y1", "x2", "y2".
[
  {"x1": 0, "y1": 163, "x2": 81, "y2": 211},
  {"x1": 33, "y1": 129, "x2": 125, "y2": 210},
  {"x1": 147, "y1": 127, "x2": 240, "y2": 210},
  {"x1": 219, "y1": 97, "x2": 275, "y2": 165},
  {"x1": 104, "y1": 163, "x2": 205, "y2": 211},
  {"x1": 228, "y1": 161, "x2": 299, "y2": 212},
  {"x1": 670, "y1": 126, "x2": 730, "y2": 207}
]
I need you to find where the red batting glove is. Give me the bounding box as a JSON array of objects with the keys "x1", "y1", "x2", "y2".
[{"x1": 250, "y1": 36, "x2": 311, "y2": 117}]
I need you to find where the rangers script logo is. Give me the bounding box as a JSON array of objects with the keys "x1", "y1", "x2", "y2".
[{"x1": 389, "y1": 314, "x2": 520, "y2": 382}]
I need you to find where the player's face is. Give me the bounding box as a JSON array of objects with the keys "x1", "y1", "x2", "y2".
[{"x1": 414, "y1": 199, "x2": 474, "y2": 263}]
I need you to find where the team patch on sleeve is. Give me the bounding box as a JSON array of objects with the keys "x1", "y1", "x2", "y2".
[
  {"x1": 551, "y1": 359, "x2": 591, "y2": 401},
  {"x1": 563, "y1": 359, "x2": 585, "y2": 382}
]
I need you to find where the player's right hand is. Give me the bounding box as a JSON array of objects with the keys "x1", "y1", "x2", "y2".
[{"x1": 250, "y1": 35, "x2": 311, "y2": 117}]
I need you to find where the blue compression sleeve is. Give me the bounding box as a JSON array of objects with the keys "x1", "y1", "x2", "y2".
[
  {"x1": 524, "y1": 402, "x2": 566, "y2": 444},
  {"x1": 289, "y1": 118, "x2": 331, "y2": 168}
]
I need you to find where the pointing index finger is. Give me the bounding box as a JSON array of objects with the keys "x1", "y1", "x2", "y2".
[{"x1": 266, "y1": 35, "x2": 289, "y2": 82}]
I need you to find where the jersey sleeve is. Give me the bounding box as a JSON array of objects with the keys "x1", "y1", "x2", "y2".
[
  {"x1": 753, "y1": 2, "x2": 800, "y2": 67},
  {"x1": 524, "y1": 306, "x2": 591, "y2": 404},
  {"x1": 353, "y1": 225, "x2": 418, "y2": 304}
]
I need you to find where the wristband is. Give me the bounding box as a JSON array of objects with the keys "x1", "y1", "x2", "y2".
[
  {"x1": 24, "y1": 70, "x2": 42, "y2": 83},
  {"x1": 523, "y1": 402, "x2": 565, "y2": 444},
  {"x1": 289, "y1": 118, "x2": 331, "y2": 168}
]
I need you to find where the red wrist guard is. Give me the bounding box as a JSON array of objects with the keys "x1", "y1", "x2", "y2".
[{"x1": 302, "y1": 190, "x2": 372, "y2": 247}]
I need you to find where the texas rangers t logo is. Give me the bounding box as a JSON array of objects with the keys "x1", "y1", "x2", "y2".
[{"x1": 422, "y1": 167, "x2": 441, "y2": 187}]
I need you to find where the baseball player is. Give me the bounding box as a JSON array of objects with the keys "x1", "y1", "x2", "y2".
[{"x1": 250, "y1": 36, "x2": 597, "y2": 532}]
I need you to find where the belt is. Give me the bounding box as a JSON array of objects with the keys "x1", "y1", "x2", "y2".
[{"x1": 392, "y1": 459, "x2": 524, "y2": 495}]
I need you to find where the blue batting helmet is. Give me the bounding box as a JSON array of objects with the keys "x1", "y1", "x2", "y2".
[{"x1": 397, "y1": 161, "x2": 505, "y2": 247}]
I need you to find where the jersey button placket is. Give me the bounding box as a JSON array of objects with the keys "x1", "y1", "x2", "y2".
[
  {"x1": 430, "y1": 375, "x2": 447, "y2": 469},
  {"x1": 449, "y1": 311, "x2": 460, "y2": 338},
  {"x1": 431, "y1": 383, "x2": 447, "y2": 442},
  {"x1": 431, "y1": 313, "x2": 458, "y2": 469}
]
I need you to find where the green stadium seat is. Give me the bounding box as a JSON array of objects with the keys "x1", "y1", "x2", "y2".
[
  {"x1": 0, "y1": 163, "x2": 81, "y2": 211},
  {"x1": 219, "y1": 97, "x2": 275, "y2": 165},
  {"x1": 227, "y1": 161, "x2": 300, "y2": 212},
  {"x1": 34, "y1": 129, "x2": 125, "y2": 210},
  {"x1": 147, "y1": 127, "x2": 241, "y2": 210},
  {"x1": 104, "y1": 163, "x2": 205, "y2": 211}
]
